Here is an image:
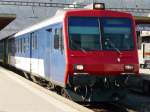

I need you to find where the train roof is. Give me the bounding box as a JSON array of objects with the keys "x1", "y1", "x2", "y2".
[
  {"x1": 14, "y1": 9, "x2": 133, "y2": 37},
  {"x1": 14, "y1": 10, "x2": 66, "y2": 37}
]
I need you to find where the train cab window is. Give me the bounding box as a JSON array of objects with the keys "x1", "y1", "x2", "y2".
[
  {"x1": 58, "y1": 28, "x2": 64, "y2": 51},
  {"x1": 59, "y1": 27, "x2": 64, "y2": 53},
  {"x1": 68, "y1": 17, "x2": 101, "y2": 51},
  {"x1": 102, "y1": 18, "x2": 134, "y2": 51},
  {"x1": 54, "y1": 28, "x2": 64, "y2": 51},
  {"x1": 54, "y1": 29, "x2": 59, "y2": 49}
]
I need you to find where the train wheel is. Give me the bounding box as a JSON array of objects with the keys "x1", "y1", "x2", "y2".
[
  {"x1": 61, "y1": 88, "x2": 71, "y2": 99},
  {"x1": 47, "y1": 81, "x2": 55, "y2": 90}
]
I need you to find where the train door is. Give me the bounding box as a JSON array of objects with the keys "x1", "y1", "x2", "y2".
[
  {"x1": 51, "y1": 24, "x2": 66, "y2": 86},
  {"x1": 30, "y1": 32, "x2": 39, "y2": 75}
]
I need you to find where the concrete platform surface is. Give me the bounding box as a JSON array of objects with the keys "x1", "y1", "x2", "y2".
[{"x1": 0, "y1": 67, "x2": 93, "y2": 112}]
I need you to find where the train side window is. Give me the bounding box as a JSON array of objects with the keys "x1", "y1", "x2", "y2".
[
  {"x1": 19, "y1": 39, "x2": 20, "y2": 53},
  {"x1": 21, "y1": 38, "x2": 23, "y2": 53},
  {"x1": 28, "y1": 37, "x2": 30, "y2": 50},
  {"x1": 35, "y1": 33, "x2": 38, "y2": 49},
  {"x1": 22, "y1": 38, "x2": 24, "y2": 53},
  {"x1": 54, "y1": 29, "x2": 59, "y2": 49},
  {"x1": 18, "y1": 39, "x2": 20, "y2": 53},
  {"x1": 17, "y1": 39, "x2": 19, "y2": 53},
  {"x1": 26, "y1": 37, "x2": 29, "y2": 50},
  {"x1": 23, "y1": 38, "x2": 26, "y2": 53},
  {"x1": 16, "y1": 40, "x2": 18, "y2": 53},
  {"x1": 31, "y1": 32, "x2": 38, "y2": 49},
  {"x1": 18, "y1": 39, "x2": 21, "y2": 53},
  {"x1": 12, "y1": 39, "x2": 16, "y2": 55},
  {"x1": 16, "y1": 40, "x2": 17, "y2": 53},
  {"x1": 31, "y1": 32, "x2": 34, "y2": 49}
]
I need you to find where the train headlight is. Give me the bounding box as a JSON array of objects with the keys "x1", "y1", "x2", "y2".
[
  {"x1": 93, "y1": 3, "x2": 105, "y2": 10},
  {"x1": 74, "y1": 65, "x2": 84, "y2": 71},
  {"x1": 124, "y1": 65, "x2": 134, "y2": 71}
]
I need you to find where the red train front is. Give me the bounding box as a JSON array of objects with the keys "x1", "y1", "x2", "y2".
[{"x1": 62, "y1": 4, "x2": 139, "y2": 102}]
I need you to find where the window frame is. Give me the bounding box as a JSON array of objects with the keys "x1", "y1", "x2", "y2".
[{"x1": 68, "y1": 16, "x2": 135, "y2": 51}]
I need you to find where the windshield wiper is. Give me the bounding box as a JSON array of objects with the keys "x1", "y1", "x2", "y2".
[
  {"x1": 105, "y1": 38, "x2": 121, "y2": 55},
  {"x1": 70, "y1": 40, "x2": 87, "y2": 53}
]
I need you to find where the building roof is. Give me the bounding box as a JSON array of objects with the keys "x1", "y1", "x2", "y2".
[
  {"x1": 0, "y1": 13, "x2": 16, "y2": 30},
  {"x1": 135, "y1": 16, "x2": 150, "y2": 24}
]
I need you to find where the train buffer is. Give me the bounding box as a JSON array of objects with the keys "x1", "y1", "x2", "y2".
[{"x1": 0, "y1": 67, "x2": 93, "y2": 112}]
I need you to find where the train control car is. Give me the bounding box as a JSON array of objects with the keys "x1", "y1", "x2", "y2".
[{"x1": 0, "y1": 3, "x2": 139, "y2": 102}]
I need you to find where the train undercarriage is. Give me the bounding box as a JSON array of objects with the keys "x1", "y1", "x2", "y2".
[
  {"x1": 61, "y1": 74, "x2": 128, "y2": 102},
  {"x1": 20, "y1": 70, "x2": 128, "y2": 102}
]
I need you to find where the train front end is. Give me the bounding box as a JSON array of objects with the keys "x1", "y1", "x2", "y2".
[{"x1": 63, "y1": 4, "x2": 139, "y2": 102}]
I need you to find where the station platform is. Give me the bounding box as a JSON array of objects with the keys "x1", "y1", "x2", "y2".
[{"x1": 0, "y1": 67, "x2": 93, "y2": 112}]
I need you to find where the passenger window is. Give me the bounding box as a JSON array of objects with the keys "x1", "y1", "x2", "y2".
[
  {"x1": 28, "y1": 37, "x2": 30, "y2": 50},
  {"x1": 19, "y1": 39, "x2": 21, "y2": 53},
  {"x1": 35, "y1": 33, "x2": 38, "y2": 49},
  {"x1": 16, "y1": 40, "x2": 18, "y2": 53},
  {"x1": 26, "y1": 37, "x2": 29, "y2": 50},
  {"x1": 18, "y1": 39, "x2": 19, "y2": 53},
  {"x1": 21, "y1": 38, "x2": 23, "y2": 53},
  {"x1": 23, "y1": 38, "x2": 26, "y2": 53},
  {"x1": 31, "y1": 33, "x2": 35, "y2": 49},
  {"x1": 31, "y1": 32, "x2": 38, "y2": 49}
]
